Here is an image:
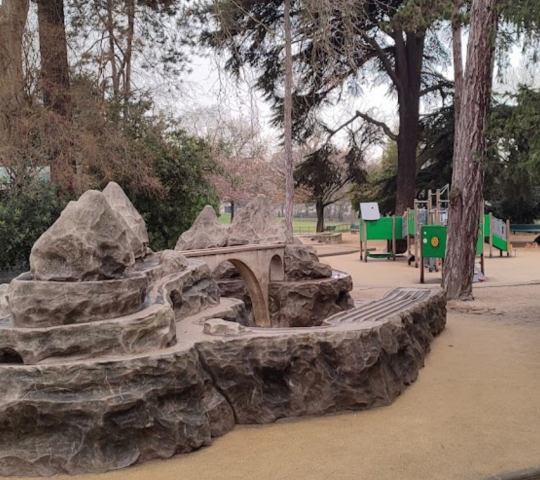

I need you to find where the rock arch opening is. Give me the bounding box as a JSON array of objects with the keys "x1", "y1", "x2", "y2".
[{"x1": 0, "y1": 348, "x2": 24, "y2": 365}]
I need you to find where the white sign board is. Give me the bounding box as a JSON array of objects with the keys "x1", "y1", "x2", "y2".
[{"x1": 360, "y1": 202, "x2": 381, "y2": 221}]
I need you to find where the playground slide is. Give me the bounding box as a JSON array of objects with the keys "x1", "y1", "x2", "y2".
[{"x1": 484, "y1": 214, "x2": 510, "y2": 253}]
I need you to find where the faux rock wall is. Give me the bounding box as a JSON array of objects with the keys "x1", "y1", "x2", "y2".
[{"x1": 0, "y1": 291, "x2": 446, "y2": 477}]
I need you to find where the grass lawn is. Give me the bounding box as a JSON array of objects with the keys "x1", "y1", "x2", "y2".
[{"x1": 218, "y1": 213, "x2": 350, "y2": 233}]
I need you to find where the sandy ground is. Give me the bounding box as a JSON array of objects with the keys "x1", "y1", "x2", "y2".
[{"x1": 9, "y1": 238, "x2": 540, "y2": 480}]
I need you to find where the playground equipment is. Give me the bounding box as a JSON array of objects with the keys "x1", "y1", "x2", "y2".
[
  {"x1": 484, "y1": 213, "x2": 512, "y2": 256},
  {"x1": 420, "y1": 223, "x2": 485, "y2": 283},
  {"x1": 406, "y1": 185, "x2": 450, "y2": 269},
  {"x1": 406, "y1": 186, "x2": 491, "y2": 284},
  {"x1": 359, "y1": 203, "x2": 404, "y2": 262}
]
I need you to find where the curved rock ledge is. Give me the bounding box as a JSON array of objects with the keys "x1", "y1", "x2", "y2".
[
  {"x1": 0, "y1": 289, "x2": 446, "y2": 477},
  {"x1": 8, "y1": 272, "x2": 148, "y2": 327},
  {"x1": 0, "y1": 260, "x2": 219, "y2": 366}
]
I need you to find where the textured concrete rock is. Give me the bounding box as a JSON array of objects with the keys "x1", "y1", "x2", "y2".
[
  {"x1": 228, "y1": 195, "x2": 293, "y2": 246},
  {"x1": 30, "y1": 190, "x2": 136, "y2": 281},
  {"x1": 163, "y1": 260, "x2": 220, "y2": 318},
  {"x1": 215, "y1": 279, "x2": 253, "y2": 325},
  {"x1": 213, "y1": 261, "x2": 239, "y2": 279},
  {"x1": 159, "y1": 250, "x2": 189, "y2": 276},
  {"x1": 8, "y1": 272, "x2": 147, "y2": 328},
  {"x1": 0, "y1": 289, "x2": 446, "y2": 476},
  {"x1": 0, "y1": 303, "x2": 175, "y2": 364},
  {"x1": 284, "y1": 244, "x2": 332, "y2": 280},
  {"x1": 203, "y1": 318, "x2": 246, "y2": 336},
  {"x1": 269, "y1": 273, "x2": 354, "y2": 327},
  {"x1": 103, "y1": 182, "x2": 149, "y2": 254},
  {"x1": 197, "y1": 291, "x2": 446, "y2": 424},
  {"x1": 175, "y1": 206, "x2": 228, "y2": 251},
  {"x1": 0, "y1": 284, "x2": 8, "y2": 318},
  {"x1": 0, "y1": 348, "x2": 235, "y2": 477}
]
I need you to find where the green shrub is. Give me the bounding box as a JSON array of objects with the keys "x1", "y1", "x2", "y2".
[{"x1": 0, "y1": 182, "x2": 70, "y2": 271}]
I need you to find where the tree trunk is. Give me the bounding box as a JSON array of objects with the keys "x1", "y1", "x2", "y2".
[
  {"x1": 316, "y1": 199, "x2": 325, "y2": 232},
  {"x1": 443, "y1": 0, "x2": 498, "y2": 300},
  {"x1": 123, "y1": 0, "x2": 135, "y2": 116},
  {"x1": 37, "y1": 0, "x2": 71, "y2": 118},
  {"x1": 394, "y1": 31, "x2": 425, "y2": 214},
  {"x1": 452, "y1": 0, "x2": 464, "y2": 124},
  {"x1": 37, "y1": 0, "x2": 75, "y2": 188},
  {"x1": 283, "y1": 0, "x2": 294, "y2": 235},
  {"x1": 395, "y1": 102, "x2": 420, "y2": 214},
  {"x1": 0, "y1": 0, "x2": 30, "y2": 148},
  {"x1": 230, "y1": 201, "x2": 235, "y2": 222}
]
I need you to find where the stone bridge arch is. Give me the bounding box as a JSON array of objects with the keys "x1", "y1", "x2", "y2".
[{"x1": 181, "y1": 244, "x2": 285, "y2": 328}]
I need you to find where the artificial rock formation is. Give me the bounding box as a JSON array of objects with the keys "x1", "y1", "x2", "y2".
[
  {"x1": 103, "y1": 182, "x2": 148, "y2": 259},
  {"x1": 103, "y1": 182, "x2": 150, "y2": 249},
  {"x1": 0, "y1": 189, "x2": 447, "y2": 477},
  {"x1": 227, "y1": 195, "x2": 294, "y2": 246},
  {"x1": 283, "y1": 244, "x2": 332, "y2": 280},
  {"x1": 0, "y1": 289, "x2": 446, "y2": 476},
  {"x1": 175, "y1": 206, "x2": 228, "y2": 251},
  {"x1": 269, "y1": 272, "x2": 354, "y2": 327},
  {"x1": 8, "y1": 272, "x2": 147, "y2": 327},
  {"x1": 30, "y1": 190, "x2": 136, "y2": 281},
  {"x1": 0, "y1": 284, "x2": 8, "y2": 318}
]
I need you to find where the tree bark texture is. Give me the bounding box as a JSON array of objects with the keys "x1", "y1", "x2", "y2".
[
  {"x1": 0, "y1": 0, "x2": 30, "y2": 148},
  {"x1": 452, "y1": 0, "x2": 464, "y2": 124},
  {"x1": 283, "y1": 0, "x2": 295, "y2": 235},
  {"x1": 37, "y1": 0, "x2": 71, "y2": 118},
  {"x1": 394, "y1": 31, "x2": 425, "y2": 214},
  {"x1": 316, "y1": 199, "x2": 325, "y2": 233},
  {"x1": 37, "y1": 0, "x2": 76, "y2": 187},
  {"x1": 443, "y1": 0, "x2": 498, "y2": 300}
]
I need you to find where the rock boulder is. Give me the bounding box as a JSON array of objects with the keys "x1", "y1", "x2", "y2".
[
  {"x1": 102, "y1": 182, "x2": 148, "y2": 258},
  {"x1": 175, "y1": 206, "x2": 228, "y2": 251},
  {"x1": 228, "y1": 195, "x2": 294, "y2": 245},
  {"x1": 284, "y1": 245, "x2": 332, "y2": 280},
  {"x1": 30, "y1": 190, "x2": 136, "y2": 281},
  {"x1": 0, "y1": 284, "x2": 9, "y2": 318}
]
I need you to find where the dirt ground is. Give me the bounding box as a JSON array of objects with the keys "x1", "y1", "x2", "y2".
[{"x1": 10, "y1": 237, "x2": 540, "y2": 480}]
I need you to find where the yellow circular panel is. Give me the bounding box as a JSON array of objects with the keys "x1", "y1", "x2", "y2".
[{"x1": 431, "y1": 237, "x2": 439, "y2": 247}]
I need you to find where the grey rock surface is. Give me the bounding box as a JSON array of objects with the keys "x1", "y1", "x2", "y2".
[
  {"x1": 159, "y1": 250, "x2": 189, "y2": 276},
  {"x1": 0, "y1": 284, "x2": 8, "y2": 318},
  {"x1": 197, "y1": 292, "x2": 446, "y2": 425},
  {"x1": 103, "y1": 182, "x2": 150, "y2": 254},
  {"x1": 162, "y1": 260, "x2": 220, "y2": 318},
  {"x1": 269, "y1": 273, "x2": 354, "y2": 327},
  {"x1": 8, "y1": 272, "x2": 147, "y2": 328},
  {"x1": 228, "y1": 195, "x2": 294, "y2": 246},
  {"x1": 0, "y1": 348, "x2": 235, "y2": 477},
  {"x1": 203, "y1": 318, "x2": 246, "y2": 336},
  {"x1": 0, "y1": 303, "x2": 175, "y2": 364},
  {"x1": 0, "y1": 288, "x2": 446, "y2": 476},
  {"x1": 30, "y1": 190, "x2": 136, "y2": 281},
  {"x1": 283, "y1": 244, "x2": 332, "y2": 280},
  {"x1": 175, "y1": 206, "x2": 229, "y2": 251}
]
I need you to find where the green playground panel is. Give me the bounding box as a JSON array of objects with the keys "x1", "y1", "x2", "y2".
[
  {"x1": 421, "y1": 225, "x2": 447, "y2": 259},
  {"x1": 421, "y1": 225, "x2": 483, "y2": 259},
  {"x1": 492, "y1": 234, "x2": 508, "y2": 252},
  {"x1": 360, "y1": 217, "x2": 404, "y2": 241},
  {"x1": 484, "y1": 214, "x2": 490, "y2": 239},
  {"x1": 476, "y1": 228, "x2": 484, "y2": 255}
]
